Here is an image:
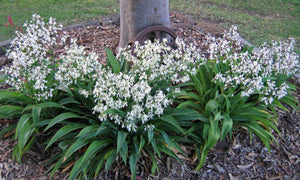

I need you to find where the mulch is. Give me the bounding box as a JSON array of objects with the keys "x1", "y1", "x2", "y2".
[{"x1": 0, "y1": 11, "x2": 299, "y2": 180}]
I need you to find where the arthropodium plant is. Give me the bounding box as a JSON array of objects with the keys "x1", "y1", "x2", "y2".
[
  {"x1": 0, "y1": 14, "x2": 70, "y2": 162},
  {"x1": 0, "y1": 14, "x2": 202, "y2": 179},
  {"x1": 3, "y1": 14, "x2": 68, "y2": 101},
  {"x1": 45, "y1": 39, "x2": 204, "y2": 179},
  {"x1": 175, "y1": 26, "x2": 299, "y2": 169}
]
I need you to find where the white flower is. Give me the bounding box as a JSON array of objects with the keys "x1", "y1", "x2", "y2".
[{"x1": 2, "y1": 14, "x2": 69, "y2": 101}]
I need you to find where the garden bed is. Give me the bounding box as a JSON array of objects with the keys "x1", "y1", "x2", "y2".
[{"x1": 0, "y1": 12, "x2": 299, "y2": 180}]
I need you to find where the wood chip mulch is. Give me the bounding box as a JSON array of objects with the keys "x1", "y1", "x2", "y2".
[{"x1": 0, "y1": 11, "x2": 299, "y2": 180}]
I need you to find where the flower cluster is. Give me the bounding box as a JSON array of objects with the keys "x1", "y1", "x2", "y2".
[
  {"x1": 118, "y1": 38, "x2": 206, "y2": 84},
  {"x1": 55, "y1": 39, "x2": 103, "y2": 87},
  {"x1": 92, "y1": 71, "x2": 171, "y2": 132},
  {"x1": 202, "y1": 25, "x2": 243, "y2": 60},
  {"x1": 212, "y1": 28, "x2": 299, "y2": 105},
  {"x1": 2, "y1": 14, "x2": 68, "y2": 100}
]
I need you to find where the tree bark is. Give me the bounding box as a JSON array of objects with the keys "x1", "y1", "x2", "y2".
[{"x1": 118, "y1": 0, "x2": 170, "y2": 48}]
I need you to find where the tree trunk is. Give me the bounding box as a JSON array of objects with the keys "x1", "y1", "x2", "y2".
[{"x1": 118, "y1": 0, "x2": 170, "y2": 48}]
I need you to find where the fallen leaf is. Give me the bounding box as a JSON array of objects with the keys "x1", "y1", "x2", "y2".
[
  {"x1": 237, "y1": 162, "x2": 254, "y2": 170},
  {"x1": 228, "y1": 173, "x2": 239, "y2": 180}
]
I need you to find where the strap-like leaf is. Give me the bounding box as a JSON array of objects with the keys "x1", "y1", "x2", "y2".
[
  {"x1": 166, "y1": 108, "x2": 208, "y2": 122},
  {"x1": 32, "y1": 107, "x2": 42, "y2": 124},
  {"x1": 129, "y1": 153, "x2": 140, "y2": 180},
  {"x1": 105, "y1": 47, "x2": 120, "y2": 73},
  {"x1": 205, "y1": 100, "x2": 219, "y2": 115},
  {"x1": 45, "y1": 123, "x2": 86, "y2": 149},
  {"x1": 58, "y1": 97, "x2": 80, "y2": 105},
  {"x1": 105, "y1": 149, "x2": 117, "y2": 171},
  {"x1": 220, "y1": 116, "x2": 233, "y2": 140},
  {"x1": 159, "y1": 115, "x2": 184, "y2": 134},
  {"x1": 0, "y1": 90, "x2": 33, "y2": 104},
  {"x1": 24, "y1": 102, "x2": 62, "y2": 111},
  {"x1": 76, "y1": 125, "x2": 98, "y2": 139},
  {"x1": 147, "y1": 130, "x2": 154, "y2": 144},
  {"x1": 117, "y1": 131, "x2": 128, "y2": 153},
  {"x1": 103, "y1": 108, "x2": 126, "y2": 117},
  {"x1": 15, "y1": 113, "x2": 32, "y2": 138},
  {"x1": 44, "y1": 112, "x2": 86, "y2": 131},
  {"x1": 119, "y1": 141, "x2": 128, "y2": 164},
  {"x1": 64, "y1": 139, "x2": 91, "y2": 161},
  {"x1": 0, "y1": 122, "x2": 17, "y2": 136},
  {"x1": 137, "y1": 135, "x2": 145, "y2": 154},
  {"x1": 82, "y1": 139, "x2": 113, "y2": 162},
  {"x1": 18, "y1": 121, "x2": 35, "y2": 154},
  {"x1": 206, "y1": 119, "x2": 220, "y2": 149},
  {"x1": 0, "y1": 105, "x2": 23, "y2": 119}
]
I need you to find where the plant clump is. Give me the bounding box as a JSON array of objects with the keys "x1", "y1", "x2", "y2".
[{"x1": 0, "y1": 14, "x2": 299, "y2": 180}]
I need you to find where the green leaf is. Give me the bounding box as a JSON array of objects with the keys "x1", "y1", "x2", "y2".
[
  {"x1": 69, "y1": 156, "x2": 84, "y2": 180},
  {"x1": 120, "y1": 55, "x2": 129, "y2": 72},
  {"x1": 147, "y1": 150, "x2": 158, "y2": 174},
  {"x1": 177, "y1": 91, "x2": 201, "y2": 102},
  {"x1": 220, "y1": 116, "x2": 233, "y2": 140},
  {"x1": 45, "y1": 123, "x2": 86, "y2": 150},
  {"x1": 64, "y1": 139, "x2": 91, "y2": 161},
  {"x1": 82, "y1": 139, "x2": 113, "y2": 162},
  {"x1": 24, "y1": 102, "x2": 62, "y2": 111},
  {"x1": 57, "y1": 84, "x2": 74, "y2": 96},
  {"x1": 76, "y1": 125, "x2": 98, "y2": 139},
  {"x1": 241, "y1": 121, "x2": 277, "y2": 151},
  {"x1": 205, "y1": 100, "x2": 219, "y2": 115},
  {"x1": 0, "y1": 122, "x2": 16, "y2": 136},
  {"x1": 32, "y1": 107, "x2": 42, "y2": 124},
  {"x1": 117, "y1": 131, "x2": 128, "y2": 153},
  {"x1": 160, "y1": 130, "x2": 172, "y2": 148},
  {"x1": 147, "y1": 130, "x2": 154, "y2": 144},
  {"x1": 13, "y1": 144, "x2": 22, "y2": 162},
  {"x1": 176, "y1": 100, "x2": 201, "y2": 109},
  {"x1": 137, "y1": 135, "x2": 145, "y2": 154},
  {"x1": 196, "y1": 146, "x2": 209, "y2": 170},
  {"x1": 93, "y1": 155, "x2": 106, "y2": 178},
  {"x1": 17, "y1": 120, "x2": 35, "y2": 154},
  {"x1": 119, "y1": 141, "x2": 128, "y2": 164},
  {"x1": 58, "y1": 97, "x2": 80, "y2": 105},
  {"x1": 58, "y1": 140, "x2": 74, "y2": 150},
  {"x1": 206, "y1": 119, "x2": 220, "y2": 149},
  {"x1": 167, "y1": 108, "x2": 208, "y2": 122},
  {"x1": 15, "y1": 113, "x2": 32, "y2": 138},
  {"x1": 159, "y1": 115, "x2": 184, "y2": 134},
  {"x1": 0, "y1": 90, "x2": 33, "y2": 104},
  {"x1": 103, "y1": 108, "x2": 126, "y2": 117},
  {"x1": 157, "y1": 144, "x2": 181, "y2": 162},
  {"x1": 44, "y1": 112, "x2": 86, "y2": 131},
  {"x1": 129, "y1": 153, "x2": 139, "y2": 180},
  {"x1": 105, "y1": 47, "x2": 120, "y2": 73},
  {"x1": 105, "y1": 149, "x2": 117, "y2": 171},
  {"x1": 150, "y1": 138, "x2": 161, "y2": 158},
  {"x1": 22, "y1": 136, "x2": 36, "y2": 154},
  {"x1": 0, "y1": 105, "x2": 23, "y2": 119}
]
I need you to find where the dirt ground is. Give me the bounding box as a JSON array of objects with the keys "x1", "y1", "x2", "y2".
[{"x1": 0, "y1": 12, "x2": 299, "y2": 180}]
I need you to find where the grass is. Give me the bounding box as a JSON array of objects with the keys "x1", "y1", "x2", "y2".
[
  {"x1": 170, "y1": 0, "x2": 300, "y2": 54},
  {"x1": 0, "y1": 0, "x2": 299, "y2": 53},
  {"x1": 0, "y1": 0, "x2": 119, "y2": 40}
]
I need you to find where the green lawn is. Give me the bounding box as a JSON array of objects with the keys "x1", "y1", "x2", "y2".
[{"x1": 0, "y1": 0, "x2": 299, "y2": 53}]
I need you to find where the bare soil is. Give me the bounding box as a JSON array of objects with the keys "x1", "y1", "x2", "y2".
[{"x1": 0, "y1": 11, "x2": 299, "y2": 180}]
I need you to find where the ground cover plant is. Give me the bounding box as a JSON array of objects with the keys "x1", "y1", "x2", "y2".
[{"x1": 0, "y1": 15, "x2": 299, "y2": 179}]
